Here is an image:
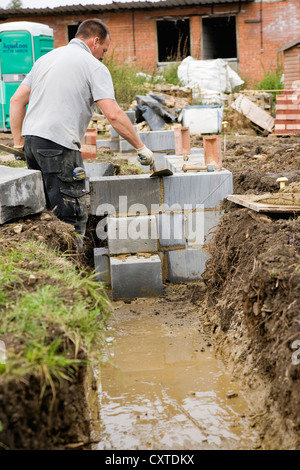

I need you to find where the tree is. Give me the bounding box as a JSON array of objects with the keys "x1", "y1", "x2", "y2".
[{"x1": 6, "y1": 0, "x2": 23, "y2": 8}]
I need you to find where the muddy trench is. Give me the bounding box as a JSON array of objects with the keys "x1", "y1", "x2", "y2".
[{"x1": 86, "y1": 289, "x2": 261, "y2": 450}]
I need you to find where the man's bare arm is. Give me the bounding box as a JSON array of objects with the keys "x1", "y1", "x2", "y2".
[
  {"x1": 10, "y1": 84, "x2": 31, "y2": 147},
  {"x1": 97, "y1": 98, "x2": 144, "y2": 149}
]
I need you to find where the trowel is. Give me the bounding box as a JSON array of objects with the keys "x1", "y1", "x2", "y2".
[
  {"x1": 0, "y1": 143, "x2": 25, "y2": 160},
  {"x1": 150, "y1": 165, "x2": 173, "y2": 178}
]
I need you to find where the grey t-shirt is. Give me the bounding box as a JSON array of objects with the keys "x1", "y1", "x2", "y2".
[{"x1": 22, "y1": 38, "x2": 115, "y2": 150}]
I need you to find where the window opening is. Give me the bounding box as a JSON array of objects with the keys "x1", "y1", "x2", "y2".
[
  {"x1": 202, "y1": 16, "x2": 237, "y2": 60},
  {"x1": 157, "y1": 19, "x2": 190, "y2": 62}
]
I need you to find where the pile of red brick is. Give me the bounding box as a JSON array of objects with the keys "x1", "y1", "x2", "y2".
[
  {"x1": 81, "y1": 128, "x2": 97, "y2": 160},
  {"x1": 274, "y1": 90, "x2": 300, "y2": 135}
]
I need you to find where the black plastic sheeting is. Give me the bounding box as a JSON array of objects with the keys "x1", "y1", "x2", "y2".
[{"x1": 134, "y1": 94, "x2": 177, "y2": 131}]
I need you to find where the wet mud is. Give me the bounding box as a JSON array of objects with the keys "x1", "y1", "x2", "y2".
[{"x1": 87, "y1": 292, "x2": 260, "y2": 450}]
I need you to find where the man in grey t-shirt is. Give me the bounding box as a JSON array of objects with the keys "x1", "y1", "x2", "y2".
[{"x1": 10, "y1": 18, "x2": 154, "y2": 249}]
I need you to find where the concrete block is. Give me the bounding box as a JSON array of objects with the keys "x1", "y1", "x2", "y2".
[
  {"x1": 184, "y1": 209, "x2": 222, "y2": 246},
  {"x1": 165, "y1": 154, "x2": 205, "y2": 173},
  {"x1": 112, "y1": 124, "x2": 137, "y2": 140},
  {"x1": 163, "y1": 171, "x2": 233, "y2": 209},
  {"x1": 190, "y1": 148, "x2": 204, "y2": 156},
  {"x1": 96, "y1": 139, "x2": 119, "y2": 152},
  {"x1": 204, "y1": 209, "x2": 223, "y2": 243},
  {"x1": 125, "y1": 110, "x2": 136, "y2": 123},
  {"x1": 185, "y1": 210, "x2": 205, "y2": 246},
  {"x1": 166, "y1": 248, "x2": 210, "y2": 282},
  {"x1": 89, "y1": 174, "x2": 161, "y2": 216},
  {"x1": 0, "y1": 166, "x2": 46, "y2": 224},
  {"x1": 110, "y1": 254, "x2": 164, "y2": 299},
  {"x1": 107, "y1": 215, "x2": 158, "y2": 254},
  {"x1": 119, "y1": 139, "x2": 135, "y2": 153},
  {"x1": 157, "y1": 212, "x2": 186, "y2": 247},
  {"x1": 94, "y1": 247, "x2": 110, "y2": 284},
  {"x1": 139, "y1": 130, "x2": 175, "y2": 152},
  {"x1": 120, "y1": 130, "x2": 175, "y2": 153},
  {"x1": 84, "y1": 162, "x2": 114, "y2": 178},
  {"x1": 110, "y1": 126, "x2": 119, "y2": 139},
  {"x1": 84, "y1": 162, "x2": 114, "y2": 192},
  {"x1": 153, "y1": 153, "x2": 168, "y2": 171}
]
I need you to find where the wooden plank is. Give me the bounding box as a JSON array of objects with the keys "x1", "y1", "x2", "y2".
[{"x1": 227, "y1": 194, "x2": 300, "y2": 213}]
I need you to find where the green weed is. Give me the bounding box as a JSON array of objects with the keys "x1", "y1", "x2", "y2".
[{"x1": 0, "y1": 239, "x2": 112, "y2": 384}]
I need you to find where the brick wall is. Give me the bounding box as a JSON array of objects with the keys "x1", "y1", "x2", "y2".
[{"x1": 1, "y1": 0, "x2": 299, "y2": 85}]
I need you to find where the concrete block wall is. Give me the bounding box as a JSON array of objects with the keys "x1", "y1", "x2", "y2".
[{"x1": 91, "y1": 154, "x2": 232, "y2": 298}]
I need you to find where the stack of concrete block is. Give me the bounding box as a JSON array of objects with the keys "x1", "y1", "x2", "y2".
[
  {"x1": 274, "y1": 90, "x2": 300, "y2": 135},
  {"x1": 90, "y1": 157, "x2": 233, "y2": 299},
  {"x1": 0, "y1": 165, "x2": 46, "y2": 224},
  {"x1": 81, "y1": 128, "x2": 97, "y2": 160}
]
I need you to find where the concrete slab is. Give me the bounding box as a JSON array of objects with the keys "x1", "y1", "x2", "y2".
[
  {"x1": 166, "y1": 248, "x2": 210, "y2": 282},
  {"x1": 163, "y1": 170, "x2": 233, "y2": 210},
  {"x1": 0, "y1": 165, "x2": 46, "y2": 224},
  {"x1": 89, "y1": 174, "x2": 161, "y2": 216},
  {"x1": 107, "y1": 215, "x2": 158, "y2": 254},
  {"x1": 94, "y1": 247, "x2": 110, "y2": 284},
  {"x1": 110, "y1": 254, "x2": 164, "y2": 299}
]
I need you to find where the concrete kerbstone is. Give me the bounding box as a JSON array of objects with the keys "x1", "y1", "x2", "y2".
[
  {"x1": 0, "y1": 166, "x2": 46, "y2": 224},
  {"x1": 110, "y1": 254, "x2": 164, "y2": 299}
]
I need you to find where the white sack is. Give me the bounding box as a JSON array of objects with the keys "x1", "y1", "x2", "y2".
[{"x1": 177, "y1": 56, "x2": 244, "y2": 94}]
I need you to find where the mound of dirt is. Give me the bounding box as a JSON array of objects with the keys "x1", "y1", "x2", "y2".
[
  {"x1": 0, "y1": 210, "x2": 77, "y2": 254},
  {"x1": 199, "y1": 209, "x2": 300, "y2": 449}
]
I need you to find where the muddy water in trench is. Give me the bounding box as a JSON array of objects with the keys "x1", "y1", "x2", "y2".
[{"x1": 89, "y1": 296, "x2": 259, "y2": 450}]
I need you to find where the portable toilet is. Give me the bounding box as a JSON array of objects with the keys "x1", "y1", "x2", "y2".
[{"x1": 0, "y1": 21, "x2": 54, "y2": 131}]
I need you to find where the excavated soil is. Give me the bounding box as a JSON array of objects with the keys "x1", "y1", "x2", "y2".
[
  {"x1": 196, "y1": 133, "x2": 300, "y2": 449},
  {"x1": 1, "y1": 131, "x2": 300, "y2": 449}
]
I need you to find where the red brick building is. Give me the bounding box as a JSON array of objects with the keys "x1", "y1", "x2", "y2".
[{"x1": 0, "y1": 0, "x2": 299, "y2": 85}]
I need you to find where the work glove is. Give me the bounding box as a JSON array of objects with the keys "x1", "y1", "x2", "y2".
[
  {"x1": 13, "y1": 145, "x2": 26, "y2": 161},
  {"x1": 136, "y1": 145, "x2": 154, "y2": 170}
]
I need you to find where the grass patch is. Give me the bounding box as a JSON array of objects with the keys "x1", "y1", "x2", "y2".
[
  {"x1": 0, "y1": 239, "x2": 112, "y2": 384},
  {"x1": 0, "y1": 157, "x2": 27, "y2": 168}
]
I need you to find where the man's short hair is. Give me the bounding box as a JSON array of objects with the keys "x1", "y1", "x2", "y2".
[{"x1": 75, "y1": 19, "x2": 110, "y2": 43}]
